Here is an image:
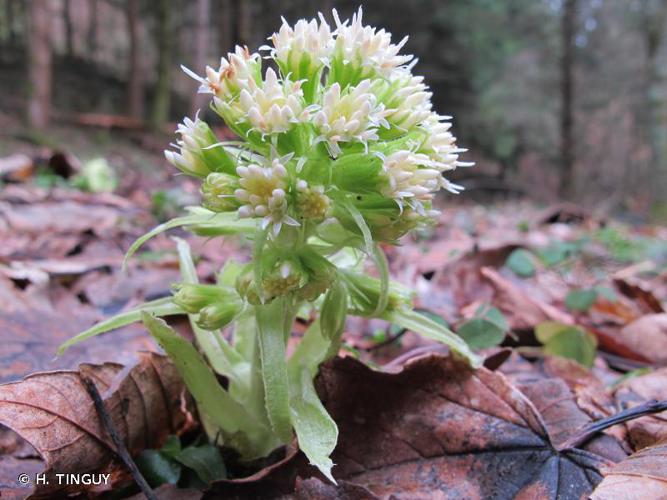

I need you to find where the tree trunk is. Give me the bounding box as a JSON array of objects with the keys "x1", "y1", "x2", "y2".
[
  {"x1": 217, "y1": 0, "x2": 233, "y2": 54},
  {"x1": 643, "y1": 0, "x2": 667, "y2": 201},
  {"x1": 63, "y1": 0, "x2": 74, "y2": 57},
  {"x1": 26, "y1": 0, "x2": 53, "y2": 128},
  {"x1": 87, "y1": 0, "x2": 98, "y2": 58},
  {"x1": 190, "y1": 0, "x2": 210, "y2": 116},
  {"x1": 558, "y1": 0, "x2": 577, "y2": 200},
  {"x1": 150, "y1": 0, "x2": 172, "y2": 132},
  {"x1": 126, "y1": 0, "x2": 144, "y2": 119}
]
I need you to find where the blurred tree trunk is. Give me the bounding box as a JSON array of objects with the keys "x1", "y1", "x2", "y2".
[
  {"x1": 63, "y1": 0, "x2": 74, "y2": 56},
  {"x1": 217, "y1": 0, "x2": 232, "y2": 53},
  {"x1": 126, "y1": 0, "x2": 144, "y2": 119},
  {"x1": 643, "y1": 0, "x2": 667, "y2": 199},
  {"x1": 559, "y1": 0, "x2": 577, "y2": 200},
  {"x1": 190, "y1": 0, "x2": 210, "y2": 116},
  {"x1": 150, "y1": 0, "x2": 172, "y2": 131},
  {"x1": 230, "y1": 0, "x2": 251, "y2": 46},
  {"x1": 26, "y1": 0, "x2": 53, "y2": 128},
  {"x1": 87, "y1": 0, "x2": 97, "y2": 58}
]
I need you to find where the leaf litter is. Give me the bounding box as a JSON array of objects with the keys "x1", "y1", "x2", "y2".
[{"x1": 1, "y1": 157, "x2": 667, "y2": 497}]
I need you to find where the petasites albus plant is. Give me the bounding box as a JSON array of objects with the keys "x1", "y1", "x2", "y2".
[{"x1": 61, "y1": 8, "x2": 480, "y2": 481}]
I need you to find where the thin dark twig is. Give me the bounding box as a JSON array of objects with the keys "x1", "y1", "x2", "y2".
[
  {"x1": 82, "y1": 376, "x2": 157, "y2": 500},
  {"x1": 368, "y1": 327, "x2": 409, "y2": 351},
  {"x1": 559, "y1": 399, "x2": 667, "y2": 451}
]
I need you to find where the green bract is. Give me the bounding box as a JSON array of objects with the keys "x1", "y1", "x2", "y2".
[{"x1": 61, "y1": 8, "x2": 479, "y2": 482}]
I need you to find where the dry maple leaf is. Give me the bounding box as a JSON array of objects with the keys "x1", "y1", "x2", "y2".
[
  {"x1": 316, "y1": 354, "x2": 613, "y2": 499},
  {"x1": 0, "y1": 352, "x2": 194, "y2": 498},
  {"x1": 591, "y1": 441, "x2": 667, "y2": 500}
]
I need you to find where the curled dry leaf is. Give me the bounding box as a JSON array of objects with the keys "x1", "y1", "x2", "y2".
[
  {"x1": 316, "y1": 354, "x2": 613, "y2": 498},
  {"x1": 480, "y1": 266, "x2": 573, "y2": 330},
  {"x1": 596, "y1": 313, "x2": 667, "y2": 365},
  {"x1": 0, "y1": 352, "x2": 194, "y2": 498},
  {"x1": 591, "y1": 441, "x2": 667, "y2": 500},
  {"x1": 614, "y1": 368, "x2": 667, "y2": 450}
]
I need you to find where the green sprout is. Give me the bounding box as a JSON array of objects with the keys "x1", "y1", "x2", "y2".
[{"x1": 60, "y1": 8, "x2": 480, "y2": 482}]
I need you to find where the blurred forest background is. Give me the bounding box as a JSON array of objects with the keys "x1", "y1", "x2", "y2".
[{"x1": 1, "y1": 0, "x2": 667, "y2": 217}]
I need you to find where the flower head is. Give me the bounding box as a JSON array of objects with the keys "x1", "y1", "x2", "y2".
[
  {"x1": 196, "y1": 46, "x2": 261, "y2": 98},
  {"x1": 267, "y1": 15, "x2": 333, "y2": 79},
  {"x1": 313, "y1": 79, "x2": 388, "y2": 156},
  {"x1": 164, "y1": 116, "x2": 221, "y2": 177},
  {"x1": 234, "y1": 68, "x2": 307, "y2": 135},
  {"x1": 331, "y1": 8, "x2": 413, "y2": 81},
  {"x1": 235, "y1": 158, "x2": 299, "y2": 237}
]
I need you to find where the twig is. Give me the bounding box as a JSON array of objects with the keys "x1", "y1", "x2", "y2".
[
  {"x1": 368, "y1": 327, "x2": 409, "y2": 351},
  {"x1": 82, "y1": 376, "x2": 157, "y2": 500},
  {"x1": 559, "y1": 399, "x2": 667, "y2": 451}
]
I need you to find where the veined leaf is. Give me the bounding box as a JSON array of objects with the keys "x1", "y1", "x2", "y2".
[
  {"x1": 58, "y1": 297, "x2": 183, "y2": 354},
  {"x1": 255, "y1": 300, "x2": 293, "y2": 443},
  {"x1": 383, "y1": 308, "x2": 482, "y2": 368},
  {"x1": 290, "y1": 367, "x2": 338, "y2": 483},
  {"x1": 141, "y1": 313, "x2": 276, "y2": 460}
]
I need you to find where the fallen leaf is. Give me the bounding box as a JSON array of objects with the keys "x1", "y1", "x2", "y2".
[
  {"x1": 0, "y1": 352, "x2": 194, "y2": 497},
  {"x1": 614, "y1": 369, "x2": 667, "y2": 449},
  {"x1": 607, "y1": 314, "x2": 667, "y2": 364},
  {"x1": 480, "y1": 266, "x2": 574, "y2": 330},
  {"x1": 591, "y1": 441, "x2": 667, "y2": 499},
  {"x1": 316, "y1": 354, "x2": 613, "y2": 498}
]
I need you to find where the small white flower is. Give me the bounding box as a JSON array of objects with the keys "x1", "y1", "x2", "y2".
[
  {"x1": 184, "y1": 46, "x2": 261, "y2": 99},
  {"x1": 419, "y1": 114, "x2": 472, "y2": 171},
  {"x1": 313, "y1": 79, "x2": 389, "y2": 156},
  {"x1": 235, "y1": 158, "x2": 299, "y2": 236},
  {"x1": 382, "y1": 150, "x2": 442, "y2": 206},
  {"x1": 332, "y1": 7, "x2": 413, "y2": 77},
  {"x1": 266, "y1": 15, "x2": 333, "y2": 74},
  {"x1": 384, "y1": 72, "x2": 433, "y2": 130},
  {"x1": 232, "y1": 68, "x2": 307, "y2": 135},
  {"x1": 164, "y1": 115, "x2": 212, "y2": 176}
]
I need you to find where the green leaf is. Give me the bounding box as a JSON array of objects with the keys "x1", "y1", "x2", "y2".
[
  {"x1": 290, "y1": 368, "x2": 338, "y2": 483},
  {"x1": 535, "y1": 321, "x2": 597, "y2": 368},
  {"x1": 457, "y1": 319, "x2": 505, "y2": 350},
  {"x1": 565, "y1": 288, "x2": 598, "y2": 312},
  {"x1": 141, "y1": 313, "x2": 275, "y2": 459},
  {"x1": 320, "y1": 279, "x2": 348, "y2": 353},
  {"x1": 159, "y1": 435, "x2": 182, "y2": 460},
  {"x1": 135, "y1": 449, "x2": 181, "y2": 488},
  {"x1": 383, "y1": 308, "x2": 483, "y2": 368},
  {"x1": 175, "y1": 444, "x2": 227, "y2": 483},
  {"x1": 124, "y1": 208, "x2": 256, "y2": 266},
  {"x1": 505, "y1": 248, "x2": 536, "y2": 277},
  {"x1": 58, "y1": 297, "x2": 183, "y2": 354},
  {"x1": 255, "y1": 300, "x2": 293, "y2": 443}
]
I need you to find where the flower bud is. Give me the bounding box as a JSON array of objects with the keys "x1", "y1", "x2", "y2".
[
  {"x1": 201, "y1": 173, "x2": 240, "y2": 212},
  {"x1": 296, "y1": 181, "x2": 330, "y2": 220},
  {"x1": 172, "y1": 283, "x2": 229, "y2": 313},
  {"x1": 196, "y1": 300, "x2": 243, "y2": 330},
  {"x1": 262, "y1": 260, "x2": 307, "y2": 299},
  {"x1": 341, "y1": 270, "x2": 412, "y2": 316}
]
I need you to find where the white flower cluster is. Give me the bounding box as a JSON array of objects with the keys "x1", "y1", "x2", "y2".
[{"x1": 170, "y1": 8, "x2": 471, "y2": 238}]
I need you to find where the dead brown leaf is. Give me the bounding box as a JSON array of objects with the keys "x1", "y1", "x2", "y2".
[
  {"x1": 480, "y1": 266, "x2": 574, "y2": 330},
  {"x1": 316, "y1": 354, "x2": 613, "y2": 498},
  {"x1": 591, "y1": 441, "x2": 667, "y2": 500},
  {"x1": 605, "y1": 314, "x2": 667, "y2": 364},
  {"x1": 0, "y1": 352, "x2": 194, "y2": 498},
  {"x1": 614, "y1": 369, "x2": 667, "y2": 450}
]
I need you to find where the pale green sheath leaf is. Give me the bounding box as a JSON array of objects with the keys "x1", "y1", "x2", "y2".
[
  {"x1": 58, "y1": 297, "x2": 183, "y2": 354},
  {"x1": 255, "y1": 299, "x2": 293, "y2": 442},
  {"x1": 173, "y1": 237, "x2": 246, "y2": 386},
  {"x1": 141, "y1": 313, "x2": 277, "y2": 459},
  {"x1": 124, "y1": 208, "x2": 256, "y2": 267},
  {"x1": 289, "y1": 367, "x2": 338, "y2": 483},
  {"x1": 383, "y1": 308, "x2": 483, "y2": 368},
  {"x1": 319, "y1": 279, "x2": 348, "y2": 359}
]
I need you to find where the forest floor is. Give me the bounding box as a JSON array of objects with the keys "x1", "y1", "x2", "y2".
[{"x1": 1, "y1": 120, "x2": 667, "y2": 498}]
